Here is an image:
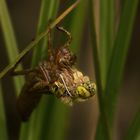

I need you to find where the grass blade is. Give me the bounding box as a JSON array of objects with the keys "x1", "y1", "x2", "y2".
[
  {"x1": 104, "y1": 0, "x2": 139, "y2": 124},
  {"x1": 0, "y1": 83, "x2": 8, "y2": 140},
  {"x1": 0, "y1": 0, "x2": 24, "y2": 93},
  {"x1": 93, "y1": 0, "x2": 139, "y2": 139},
  {"x1": 43, "y1": 99, "x2": 69, "y2": 140},
  {"x1": 70, "y1": 0, "x2": 88, "y2": 53},
  {"x1": 99, "y1": 0, "x2": 114, "y2": 88},
  {"x1": 88, "y1": 0, "x2": 111, "y2": 140},
  {"x1": 32, "y1": 0, "x2": 59, "y2": 66},
  {"x1": 93, "y1": 0, "x2": 114, "y2": 139},
  {"x1": 124, "y1": 108, "x2": 140, "y2": 140},
  {"x1": 0, "y1": 0, "x2": 24, "y2": 139}
]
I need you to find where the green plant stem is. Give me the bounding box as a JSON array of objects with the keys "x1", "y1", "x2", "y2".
[
  {"x1": 104, "y1": 0, "x2": 139, "y2": 124},
  {"x1": 0, "y1": 1, "x2": 24, "y2": 139},
  {"x1": 94, "y1": 0, "x2": 114, "y2": 139},
  {"x1": 124, "y1": 108, "x2": 140, "y2": 140},
  {"x1": 32, "y1": 0, "x2": 59, "y2": 66},
  {"x1": 0, "y1": 0, "x2": 24, "y2": 94},
  {"x1": 94, "y1": 0, "x2": 139, "y2": 139},
  {"x1": 0, "y1": 83, "x2": 8, "y2": 140},
  {"x1": 99, "y1": 0, "x2": 114, "y2": 89},
  {"x1": 70, "y1": 0, "x2": 88, "y2": 53},
  {"x1": 88, "y1": 0, "x2": 111, "y2": 140},
  {"x1": 43, "y1": 99, "x2": 69, "y2": 140}
]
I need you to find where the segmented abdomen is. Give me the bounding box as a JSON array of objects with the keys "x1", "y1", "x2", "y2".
[{"x1": 17, "y1": 83, "x2": 42, "y2": 121}]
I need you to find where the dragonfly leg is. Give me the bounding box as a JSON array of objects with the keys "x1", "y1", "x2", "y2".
[
  {"x1": 11, "y1": 69, "x2": 35, "y2": 76},
  {"x1": 47, "y1": 28, "x2": 54, "y2": 61},
  {"x1": 39, "y1": 63, "x2": 51, "y2": 84},
  {"x1": 56, "y1": 26, "x2": 72, "y2": 47},
  {"x1": 30, "y1": 80, "x2": 49, "y2": 92}
]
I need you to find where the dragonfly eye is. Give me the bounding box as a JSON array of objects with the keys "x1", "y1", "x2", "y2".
[
  {"x1": 75, "y1": 81, "x2": 96, "y2": 98},
  {"x1": 76, "y1": 86, "x2": 91, "y2": 98}
]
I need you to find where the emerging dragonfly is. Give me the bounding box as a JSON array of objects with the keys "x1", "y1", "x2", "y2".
[{"x1": 12, "y1": 27, "x2": 96, "y2": 121}]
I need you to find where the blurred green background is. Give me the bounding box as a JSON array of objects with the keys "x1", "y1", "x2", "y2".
[{"x1": 0, "y1": 0, "x2": 140, "y2": 140}]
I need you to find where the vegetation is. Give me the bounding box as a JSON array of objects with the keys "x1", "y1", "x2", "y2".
[{"x1": 0, "y1": 0, "x2": 139, "y2": 140}]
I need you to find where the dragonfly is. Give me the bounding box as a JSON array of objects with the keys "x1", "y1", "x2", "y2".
[{"x1": 11, "y1": 27, "x2": 96, "y2": 121}]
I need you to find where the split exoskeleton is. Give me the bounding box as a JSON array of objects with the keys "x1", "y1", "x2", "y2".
[{"x1": 12, "y1": 27, "x2": 96, "y2": 121}]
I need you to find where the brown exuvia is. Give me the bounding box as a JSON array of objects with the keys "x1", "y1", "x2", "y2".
[{"x1": 12, "y1": 27, "x2": 96, "y2": 121}]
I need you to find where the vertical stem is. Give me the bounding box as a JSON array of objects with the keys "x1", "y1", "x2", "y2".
[
  {"x1": 0, "y1": 0, "x2": 24, "y2": 94},
  {"x1": 0, "y1": 83, "x2": 8, "y2": 140},
  {"x1": 88, "y1": 0, "x2": 111, "y2": 140},
  {"x1": 99, "y1": 0, "x2": 114, "y2": 89}
]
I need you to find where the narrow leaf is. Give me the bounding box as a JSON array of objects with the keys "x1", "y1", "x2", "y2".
[
  {"x1": 0, "y1": 83, "x2": 8, "y2": 140},
  {"x1": 0, "y1": 0, "x2": 24, "y2": 93},
  {"x1": 32, "y1": 0, "x2": 59, "y2": 66},
  {"x1": 70, "y1": 0, "x2": 88, "y2": 53},
  {"x1": 124, "y1": 108, "x2": 140, "y2": 140},
  {"x1": 104, "y1": 0, "x2": 139, "y2": 124},
  {"x1": 94, "y1": 0, "x2": 139, "y2": 139},
  {"x1": 88, "y1": 0, "x2": 111, "y2": 140},
  {"x1": 99, "y1": 0, "x2": 114, "y2": 89}
]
